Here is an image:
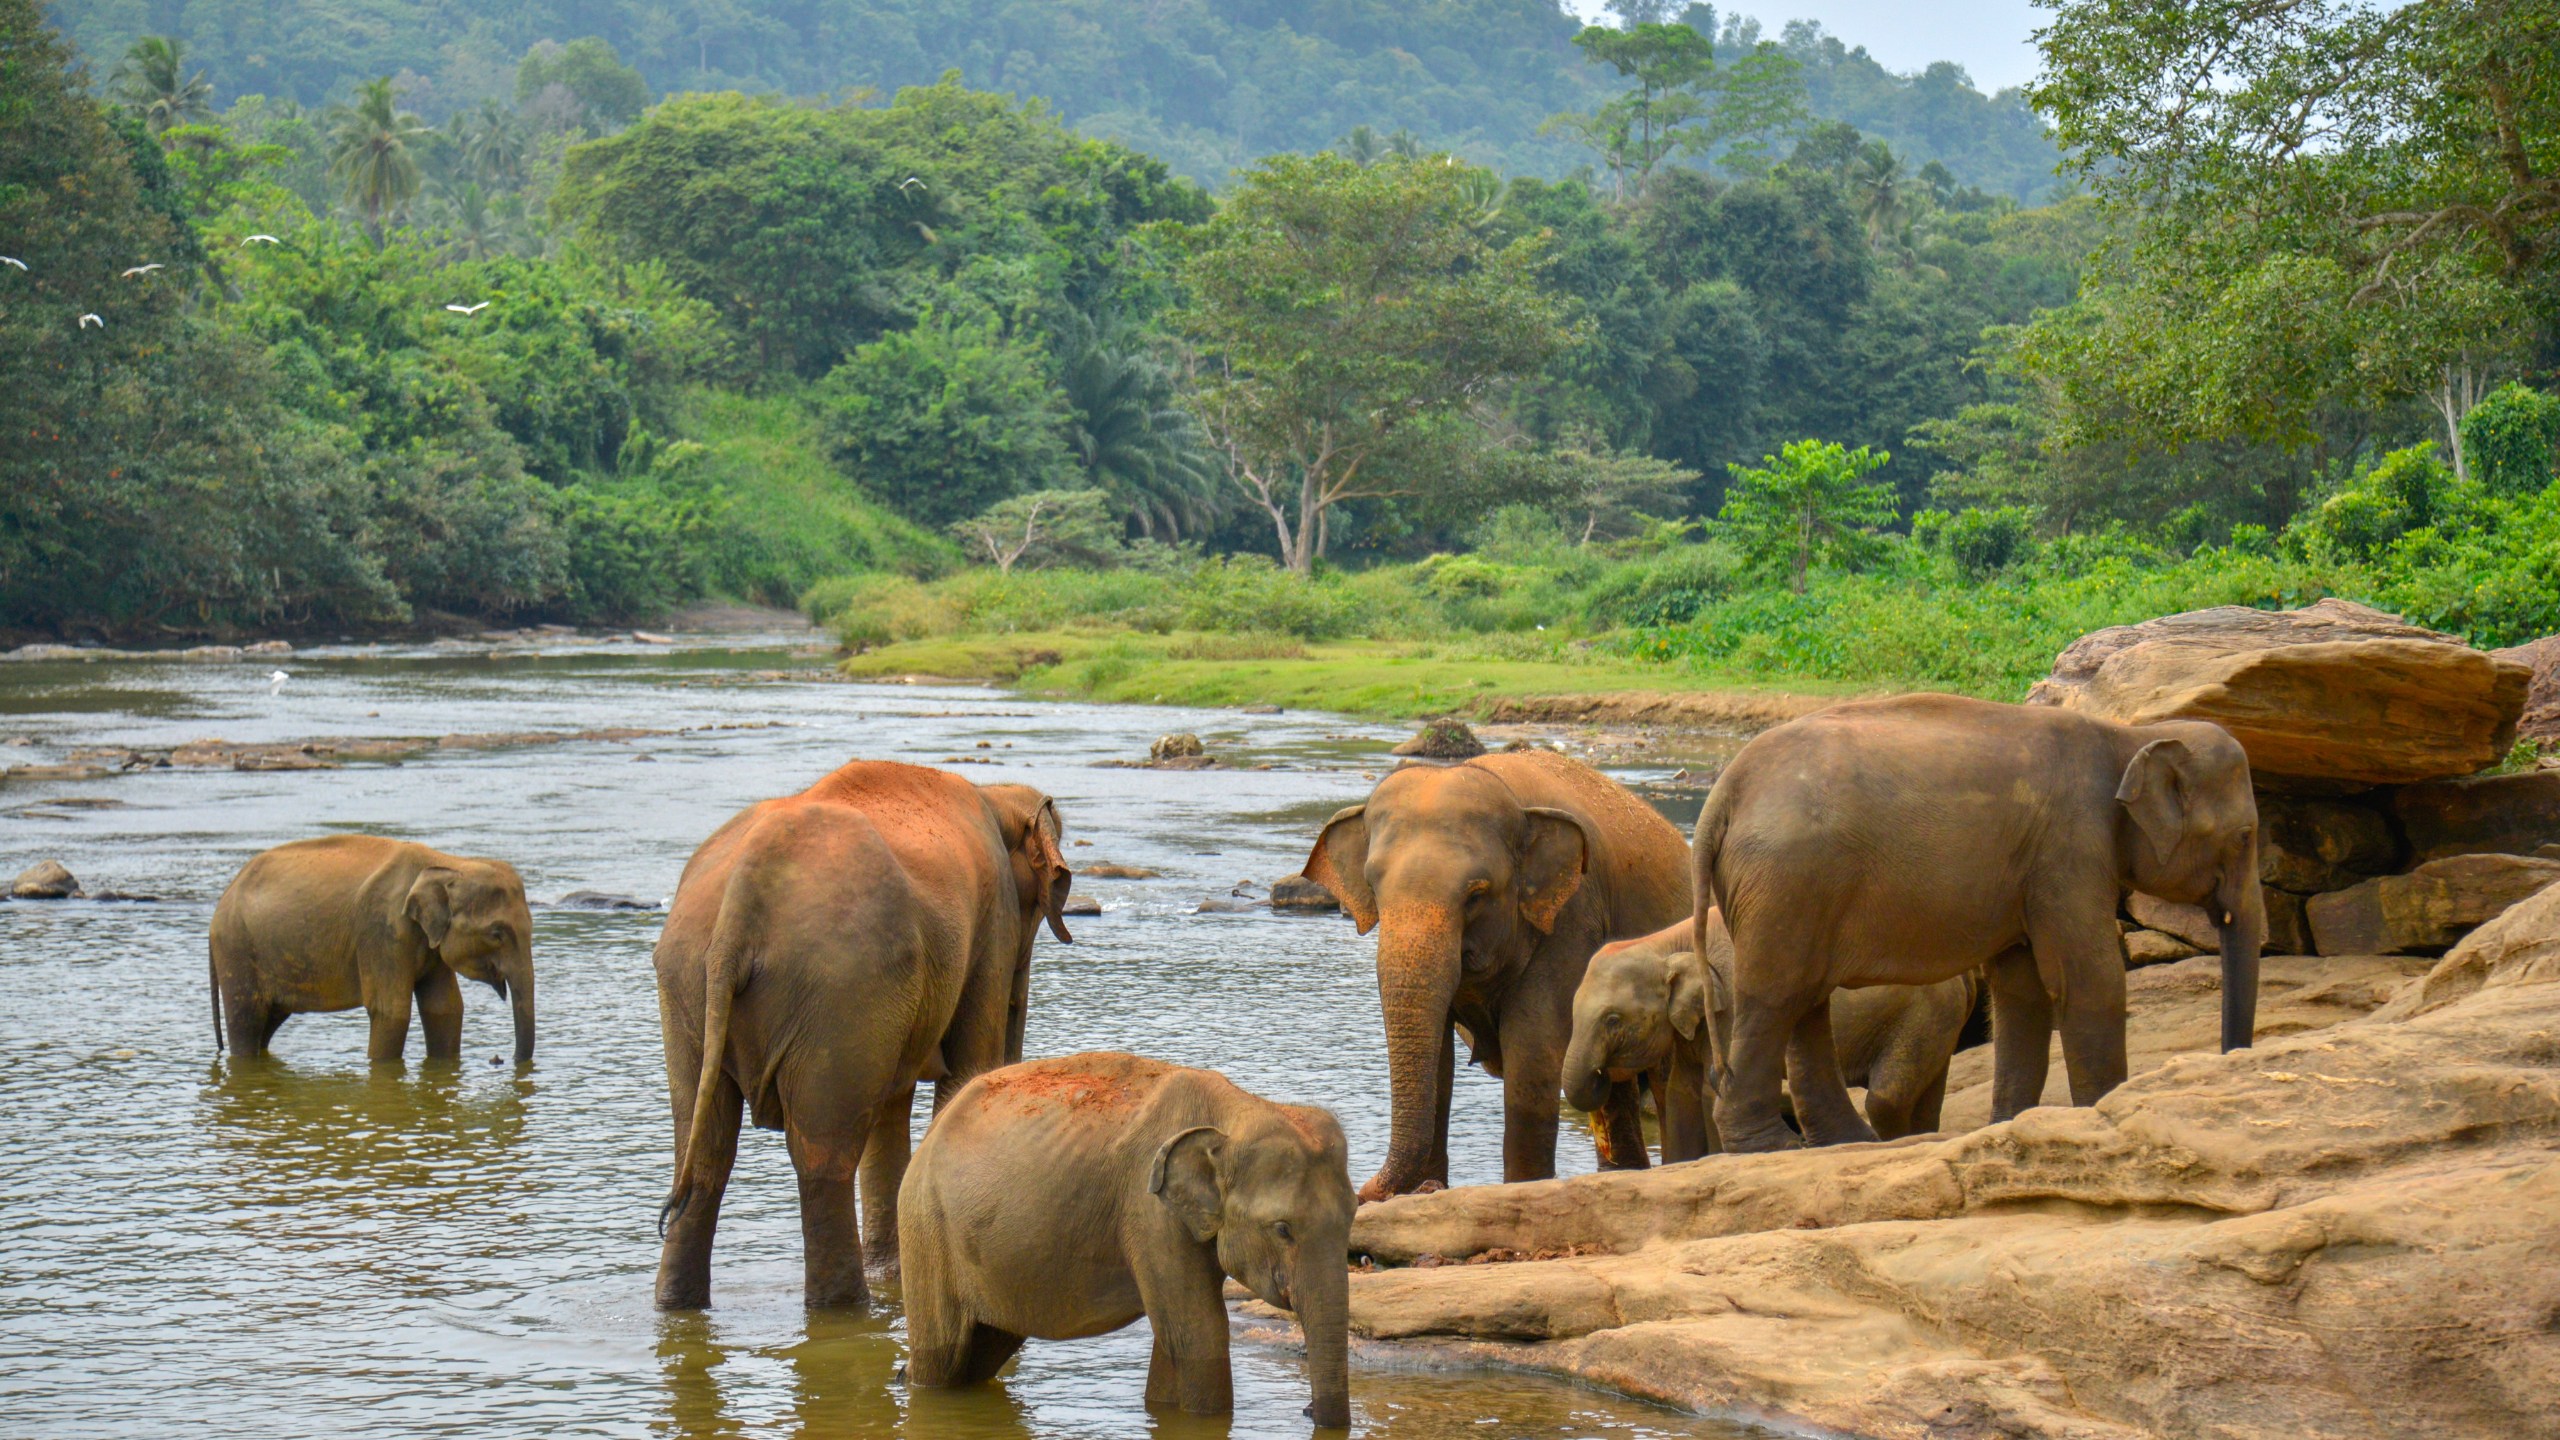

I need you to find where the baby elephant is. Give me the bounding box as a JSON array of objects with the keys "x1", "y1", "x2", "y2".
[
  {"x1": 1566, "y1": 912, "x2": 1979, "y2": 1146},
  {"x1": 900, "y1": 1052, "x2": 1353, "y2": 1428},
  {"x1": 210, "y1": 835, "x2": 535, "y2": 1063}
]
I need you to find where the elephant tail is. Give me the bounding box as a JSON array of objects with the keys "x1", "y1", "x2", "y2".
[
  {"x1": 1690, "y1": 780, "x2": 1732, "y2": 956},
  {"x1": 208, "y1": 945, "x2": 223, "y2": 1054},
  {"x1": 660, "y1": 871, "x2": 756, "y2": 1238}
]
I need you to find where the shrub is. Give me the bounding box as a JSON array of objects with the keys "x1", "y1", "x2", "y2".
[
  {"x1": 1178, "y1": 556, "x2": 1355, "y2": 638},
  {"x1": 804, "y1": 574, "x2": 963, "y2": 649},
  {"x1": 1937, "y1": 505, "x2": 2037, "y2": 578},
  {"x1": 1580, "y1": 541, "x2": 1742, "y2": 627},
  {"x1": 2461, "y1": 383, "x2": 2560, "y2": 498}
]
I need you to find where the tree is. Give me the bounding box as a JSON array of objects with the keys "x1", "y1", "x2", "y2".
[
  {"x1": 325, "y1": 77, "x2": 426, "y2": 237},
  {"x1": 111, "y1": 36, "x2": 213, "y2": 136},
  {"x1": 1056, "y1": 313, "x2": 1222, "y2": 540},
  {"x1": 1174, "y1": 152, "x2": 1571, "y2": 573},
  {"x1": 1545, "y1": 23, "x2": 1717, "y2": 202},
  {"x1": 1718, "y1": 439, "x2": 1895, "y2": 591},
  {"x1": 2027, "y1": 0, "x2": 2560, "y2": 459},
  {"x1": 2461, "y1": 382, "x2": 2560, "y2": 497},
  {"x1": 948, "y1": 488, "x2": 1120, "y2": 572},
  {"x1": 516, "y1": 38, "x2": 651, "y2": 132},
  {"x1": 1541, "y1": 433, "x2": 1699, "y2": 543},
  {"x1": 817, "y1": 307, "x2": 1077, "y2": 528}
]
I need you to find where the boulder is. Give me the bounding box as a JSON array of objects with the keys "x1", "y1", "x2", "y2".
[
  {"x1": 1061, "y1": 896, "x2": 1102, "y2": 917},
  {"x1": 2124, "y1": 893, "x2": 2218, "y2": 950},
  {"x1": 2306, "y1": 852, "x2": 2560, "y2": 955},
  {"x1": 2263, "y1": 888, "x2": 2312, "y2": 955},
  {"x1": 2396, "y1": 771, "x2": 2560, "y2": 864},
  {"x1": 1390, "y1": 716, "x2": 1486, "y2": 760},
  {"x1": 1269, "y1": 875, "x2": 1340, "y2": 912},
  {"x1": 2494, "y1": 634, "x2": 2560, "y2": 741},
  {"x1": 2026, "y1": 598, "x2": 2530, "y2": 788},
  {"x1": 2121, "y1": 927, "x2": 2199, "y2": 967},
  {"x1": 1078, "y1": 864, "x2": 1162, "y2": 880},
  {"x1": 553, "y1": 890, "x2": 658, "y2": 911},
  {"x1": 1339, "y1": 939, "x2": 2555, "y2": 1440},
  {"x1": 2255, "y1": 792, "x2": 2399, "y2": 890},
  {"x1": 10, "y1": 860, "x2": 80, "y2": 899},
  {"x1": 1148, "y1": 733, "x2": 1205, "y2": 761}
]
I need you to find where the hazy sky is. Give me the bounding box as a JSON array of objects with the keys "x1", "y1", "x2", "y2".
[{"x1": 1569, "y1": 2, "x2": 2048, "y2": 94}]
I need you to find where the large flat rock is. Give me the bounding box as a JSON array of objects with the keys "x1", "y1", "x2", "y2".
[
  {"x1": 2397, "y1": 771, "x2": 2560, "y2": 864},
  {"x1": 2495, "y1": 634, "x2": 2560, "y2": 741},
  {"x1": 2306, "y1": 852, "x2": 2560, "y2": 955},
  {"x1": 2025, "y1": 599, "x2": 2530, "y2": 788},
  {"x1": 1341, "y1": 897, "x2": 2560, "y2": 1439}
]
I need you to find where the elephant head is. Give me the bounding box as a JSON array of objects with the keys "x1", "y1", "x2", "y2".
[
  {"x1": 2115, "y1": 724, "x2": 2265, "y2": 1051},
  {"x1": 1302, "y1": 763, "x2": 1591, "y2": 1202},
  {"x1": 1150, "y1": 1106, "x2": 1355, "y2": 1429},
  {"x1": 1562, "y1": 940, "x2": 1705, "y2": 1114},
  {"x1": 980, "y1": 783, "x2": 1074, "y2": 944},
  {"x1": 405, "y1": 860, "x2": 536, "y2": 1062}
]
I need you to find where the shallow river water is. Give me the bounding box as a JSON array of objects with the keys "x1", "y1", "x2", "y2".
[{"x1": 0, "y1": 637, "x2": 1768, "y2": 1439}]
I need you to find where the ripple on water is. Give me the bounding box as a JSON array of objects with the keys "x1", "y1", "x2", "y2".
[{"x1": 0, "y1": 648, "x2": 1766, "y2": 1438}]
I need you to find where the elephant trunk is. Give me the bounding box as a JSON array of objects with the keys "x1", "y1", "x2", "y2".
[
  {"x1": 1560, "y1": 1027, "x2": 1610, "y2": 1115},
  {"x1": 1296, "y1": 1244, "x2": 1351, "y2": 1429},
  {"x1": 2217, "y1": 855, "x2": 2263, "y2": 1053},
  {"x1": 1364, "y1": 922, "x2": 1459, "y2": 1203},
  {"x1": 508, "y1": 960, "x2": 536, "y2": 1064}
]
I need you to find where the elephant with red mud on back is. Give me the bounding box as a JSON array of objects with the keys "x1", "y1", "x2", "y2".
[
  {"x1": 651, "y1": 761, "x2": 1072, "y2": 1310},
  {"x1": 1301, "y1": 749, "x2": 1693, "y2": 1202}
]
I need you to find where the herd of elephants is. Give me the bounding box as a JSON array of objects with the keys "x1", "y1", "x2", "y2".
[{"x1": 201, "y1": 691, "x2": 2268, "y2": 1429}]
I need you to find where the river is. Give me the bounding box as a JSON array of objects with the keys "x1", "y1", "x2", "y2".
[{"x1": 0, "y1": 634, "x2": 1767, "y2": 1439}]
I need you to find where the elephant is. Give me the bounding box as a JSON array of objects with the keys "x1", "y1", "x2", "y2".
[
  {"x1": 1302, "y1": 749, "x2": 1692, "y2": 1201},
  {"x1": 208, "y1": 835, "x2": 535, "y2": 1064},
  {"x1": 900, "y1": 1052, "x2": 1353, "y2": 1429},
  {"x1": 652, "y1": 761, "x2": 1072, "y2": 1311},
  {"x1": 1694, "y1": 693, "x2": 2264, "y2": 1153}
]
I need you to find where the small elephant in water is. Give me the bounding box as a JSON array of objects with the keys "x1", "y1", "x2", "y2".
[
  {"x1": 1696, "y1": 693, "x2": 2264, "y2": 1152},
  {"x1": 653, "y1": 761, "x2": 1072, "y2": 1311},
  {"x1": 208, "y1": 835, "x2": 535, "y2": 1063},
  {"x1": 900, "y1": 1052, "x2": 1353, "y2": 1428},
  {"x1": 1301, "y1": 749, "x2": 1692, "y2": 1201}
]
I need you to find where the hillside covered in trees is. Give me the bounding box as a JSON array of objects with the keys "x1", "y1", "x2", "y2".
[{"x1": 45, "y1": 0, "x2": 2064, "y2": 198}]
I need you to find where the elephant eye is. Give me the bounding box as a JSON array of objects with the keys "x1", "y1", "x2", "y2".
[
  {"x1": 487, "y1": 923, "x2": 507, "y2": 941},
  {"x1": 1274, "y1": 1220, "x2": 1294, "y2": 1243},
  {"x1": 1602, "y1": 1010, "x2": 1620, "y2": 1030}
]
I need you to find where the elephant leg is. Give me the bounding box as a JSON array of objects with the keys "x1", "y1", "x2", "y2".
[
  {"x1": 2042, "y1": 921, "x2": 2130, "y2": 1105},
  {"x1": 1860, "y1": 1076, "x2": 1913, "y2": 1142},
  {"x1": 366, "y1": 986, "x2": 414, "y2": 1063},
  {"x1": 1424, "y1": 1025, "x2": 1453, "y2": 1189},
  {"x1": 1908, "y1": 1066, "x2": 1949, "y2": 1136},
  {"x1": 901, "y1": 1232, "x2": 1021, "y2": 1387},
  {"x1": 859, "y1": 1085, "x2": 914, "y2": 1283},
  {"x1": 415, "y1": 966, "x2": 464, "y2": 1061},
  {"x1": 655, "y1": 1072, "x2": 741, "y2": 1310},
  {"x1": 1987, "y1": 944, "x2": 2054, "y2": 1123},
  {"x1": 1785, "y1": 999, "x2": 1878, "y2": 1146},
  {"x1": 1497, "y1": 1006, "x2": 1565, "y2": 1184},
  {"x1": 1137, "y1": 1252, "x2": 1234, "y2": 1417},
  {"x1": 786, "y1": 1121, "x2": 869, "y2": 1310}
]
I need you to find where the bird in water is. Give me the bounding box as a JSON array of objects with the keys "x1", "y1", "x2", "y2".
[
  {"x1": 444, "y1": 301, "x2": 490, "y2": 316},
  {"x1": 77, "y1": 313, "x2": 102, "y2": 329},
  {"x1": 268, "y1": 670, "x2": 290, "y2": 696},
  {"x1": 121, "y1": 263, "x2": 163, "y2": 278}
]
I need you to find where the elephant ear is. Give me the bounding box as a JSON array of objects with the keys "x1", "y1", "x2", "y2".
[
  {"x1": 404, "y1": 868, "x2": 459, "y2": 951},
  {"x1": 2116, "y1": 738, "x2": 2194, "y2": 872},
  {"x1": 1025, "y1": 796, "x2": 1073, "y2": 943},
  {"x1": 1515, "y1": 807, "x2": 1590, "y2": 935},
  {"x1": 1303, "y1": 806, "x2": 1377, "y2": 934},
  {"x1": 1666, "y1": 949, "x2": 1707, "y2": 1043},
  {"x1": 1148, "y1": 1125, "x2": 1228, "y2": 1243}
]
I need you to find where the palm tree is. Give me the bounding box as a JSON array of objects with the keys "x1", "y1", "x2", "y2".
[
  {"x1": 1847, "y1": 140, "x2": 1909, "y2": 251},
  {"x1": 326, "y1": 78, "x2": 428, "y2": 239},
  {"x1": 112, "y1": 36, "x2": 213, "y2": 136},
  {"x1": 1340, "y1": 125, "x2": 1383, "y2": 166},
  {"x1": 459, "y1": 100, "x2": 529, "y2": 189},
  {"x1": 1056, "y1": 313, "x2": 1224, "y2": 541}
]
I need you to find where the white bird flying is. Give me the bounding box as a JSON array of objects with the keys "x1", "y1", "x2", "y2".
[
  {"x1": 77, "y1": 313, "x2": 102, "y2": 329},
  {"x1": 242, "y1": 234, "x2": 281, "y2": 246},
  {"x1": 444, "y1": 301, "x2": 490, "y2": 316},
  {"x1": 268, "y1": 670, "x2": 290, "y2": 696},
  {"x1": 898, "y1": 176, "x2": 925, "y2": 193},
  {"x1": 1, "y1": 256, "x2": 25, "y2": 271},
  {"x1": 121, "y1": 263, "x2": 163, "y2": 278}
]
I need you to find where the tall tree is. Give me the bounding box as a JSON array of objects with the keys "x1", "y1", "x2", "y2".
[
  {"x1": 325, "y1": 77, "x2": 426, "y2": 238},
  {"x1": 110, "y1": 35, "x2": 213, "y2": 136},
  {"x1": 1055, "y1": 313, "x2": 1222, "y2": 540},
  {"x1": 1719, "y1": 439, "x2": 1896, "y2": 592}
]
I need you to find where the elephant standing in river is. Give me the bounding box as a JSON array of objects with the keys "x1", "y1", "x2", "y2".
[
  {"x1": 652, "y1": 761, "x2": 1072, "y2": 1310},
  {"x1": 1695, "y1": 693, "x2": 2264, "y2": 1153},
  {"x1": 900, "y1": 1052, "x2": 1354, "y2": 1428},
  {"x1": 1302, "y1": 749, "x2": 1692, "y2": 1201},
  {"x1": 209, "y1": 835, "x2": 536, "y2": 1064}
]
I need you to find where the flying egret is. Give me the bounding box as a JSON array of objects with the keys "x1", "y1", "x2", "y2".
[
  {"x1": 121, "y1": 263, "x2": 163, "y2": 278},
  {"x1": 268, "y1": 670, "x2": 290, "y2": 696},
  {"x1": 1, "y1": 256, "x2": 25, "y2": 271},
  {"x1": 898, "y1": 175, "x2": 925, "y2": 193},
  {"x1": 242, "y1": 234, "x2": 281, "y2": 246},
  {"x1": 77, "y1": 313, "x2": 102, "y2": 329},
  {"x1": 445, "y1": 301, "x2": 490, "y2": 316}
]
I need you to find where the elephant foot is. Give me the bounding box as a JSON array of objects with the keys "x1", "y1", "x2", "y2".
[
  {"x1": 1718, "y1": 1121, "x2": 1802, "y2": 1154},
  {"x1": 1357, "y1": 1172, "x2": 1444, "y2": 1205}
]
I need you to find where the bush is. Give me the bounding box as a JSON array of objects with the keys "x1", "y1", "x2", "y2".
[
  {"x1": 2461, "y1": 383, "x2": 2560, "y2": 498},
  {"x1": 1936, "y1": 505, "x2": 2038, "y2": 578},
  {"x1": 1177, "y1": 556, "x2": 1355, "y2": 639},
  {"x1": 804, "y1": 574, "x2": 964, "y2": 649},
  {"x1": 1580, "y1": 541, "x2": 1743, "y2": 627}
]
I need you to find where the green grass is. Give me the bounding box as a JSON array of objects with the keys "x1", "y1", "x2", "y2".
[{"x1": 667, "y1": 385, "x2": 956, "y2": 607}]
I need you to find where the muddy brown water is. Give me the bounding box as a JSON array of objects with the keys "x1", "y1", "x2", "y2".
[{"x1": 0, "y1": 638, "x2": 1765, "y2": 1439}]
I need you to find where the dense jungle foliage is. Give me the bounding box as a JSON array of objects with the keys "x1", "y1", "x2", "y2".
[
  {"x1": 48, "y1": 0, "x2": 2063, "y2": 198},
  {"x1": 7, "y1": 0, "x2": 2557, "y2": 694}
]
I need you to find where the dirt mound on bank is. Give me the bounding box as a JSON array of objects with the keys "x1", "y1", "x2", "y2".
[
  {"x1": 1476, "y1": 689, "x2": 1837, "y2": 735},
  {"x1": 1340, "y1": 896, "x2": 2560, "y2": 1439}
]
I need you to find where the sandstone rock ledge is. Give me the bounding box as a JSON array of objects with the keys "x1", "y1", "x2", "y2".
[{"x1": 1341, "y1": 894, "x2": 2560, "y2": 1439}]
